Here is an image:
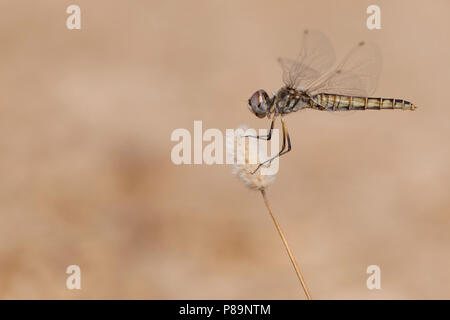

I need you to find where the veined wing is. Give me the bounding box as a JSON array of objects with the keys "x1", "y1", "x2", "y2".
[
  {"x1": 306, "y1": 41, "x2": 382, "y2": 97},
  {"x1": 278, "y1": 29, "x2": 336, "y2": 89}
]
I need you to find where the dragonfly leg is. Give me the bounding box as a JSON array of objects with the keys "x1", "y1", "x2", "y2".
[
  {"x1": 279, "y1": 122, "x2": 291, "y2": 156},
  {"x1": 244, "y1": 119, "x2": 275, "y2": 140},
  {"x1": 251, "y1": 119, "x2": 287, "y2": 174}
]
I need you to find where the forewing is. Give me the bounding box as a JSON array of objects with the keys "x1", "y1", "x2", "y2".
[
  {"x1": 278, "y1": 30, "x2": 336, "y2": 89},
  {"x1": 307, "y1": 41, "x2": 382, "y2": 97}
]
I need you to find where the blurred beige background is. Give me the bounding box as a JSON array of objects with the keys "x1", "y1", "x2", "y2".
[{"x1": 0, "y1": 0, "x2": 449, "y2": 299}]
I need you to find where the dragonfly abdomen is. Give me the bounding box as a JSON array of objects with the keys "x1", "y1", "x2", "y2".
[{"x1": 311, "y1": 93, "x2": 417, "y2": 111}]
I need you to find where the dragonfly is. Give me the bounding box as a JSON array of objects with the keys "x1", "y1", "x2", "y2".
[{"x1": 247, "y1": 29, "x2": 417, "y2": 173}]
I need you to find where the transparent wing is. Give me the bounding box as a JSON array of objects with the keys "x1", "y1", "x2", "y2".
[
  {"x1": 278, "y1": 29, "x2": 336, "y2": 89},
  {"x1": 306, "y1": 41, "x2": 382, "y2": 97}
]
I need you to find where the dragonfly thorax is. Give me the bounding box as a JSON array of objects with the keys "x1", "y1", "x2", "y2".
[{"x1": 273, "y1": 86, "x2": 310, "y2": 115}]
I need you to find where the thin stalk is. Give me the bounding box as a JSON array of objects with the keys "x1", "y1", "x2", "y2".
[{"x1": 260, "y1": 189, "x2": 312, "y2": 300}]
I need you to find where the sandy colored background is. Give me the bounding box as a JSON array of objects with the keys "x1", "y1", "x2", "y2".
[{"x1": 0, "y1": 0, "x2": 449, "y2": 299}]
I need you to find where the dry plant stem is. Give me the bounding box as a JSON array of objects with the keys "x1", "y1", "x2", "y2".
[{"x1": 260, "y1": 189, "x2": 312, "y2": 300}]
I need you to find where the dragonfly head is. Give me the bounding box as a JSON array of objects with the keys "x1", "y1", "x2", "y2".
[{"x1": 248, "y1": 89, "x2": 271, "y2": 118}]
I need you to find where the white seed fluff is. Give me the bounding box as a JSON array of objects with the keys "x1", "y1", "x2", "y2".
[{"x1": 226, "y1": 125, "x2": 276, "y2": 190}]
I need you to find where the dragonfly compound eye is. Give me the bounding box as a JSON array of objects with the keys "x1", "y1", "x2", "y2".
[{"x1": 248, "y1": 90, "x2": 270, "y2": 118}]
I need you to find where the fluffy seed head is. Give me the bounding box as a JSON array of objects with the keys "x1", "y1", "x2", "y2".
[{"x1": 226, "y1": 125, "x2": 276, "y2": 190}]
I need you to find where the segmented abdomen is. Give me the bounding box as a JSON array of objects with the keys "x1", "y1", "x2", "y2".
[{"x1": 311, "y1": 93, "x2": 417, "y2": 111}]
